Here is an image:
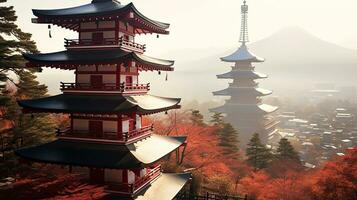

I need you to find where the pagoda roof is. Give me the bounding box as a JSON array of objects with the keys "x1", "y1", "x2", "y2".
[
  {"x1": 18, "y1": 94, "x2": 180, "y2": 114},
  {"x1": 213, "y1": 87, "x2": 272, "y2": 96},
  {"x1": 221, "y1": 44, "x2": 264, "y2": 63},
  {"x1": 15, "y1": 135, "x2": 186, "y2": 169},
  {"x1": 217, "y1": 70, "x2": 267, "y2": 80},
  {"x1": 24, "y1": 49, "x2": 174, "y2": 71},
  {"x1": 210, "y1": 104, "x2": 278, "y2": 115},
  {"x1": 104, "y1": 173, "x2": 191, "y2": 200},
  {"x1": 32, "y1": 0, "x2": 169, "y2": 34}
]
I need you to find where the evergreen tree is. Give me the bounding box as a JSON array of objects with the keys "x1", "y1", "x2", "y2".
[
  {"x1": 190, "y1": 110, "x2": 205, "y2": 126},
  {"x1": 5, "y1": 71, "x2": 56, "y2": 146},
  {"x1": 218, "y1": 123, "x2": 240, "y2": 154},
  {"x1": 246, "y1": 133, "x2": 272, "y2": 170},
  {"x1": 210, "y1": 112, "x2": 224, "y2": 127},
  {"x1": 276, "y1": 138, "x2": 300, "y2": 162},
  {"x1": 0, "y1": 0, "x2": 38, "y2": 106}
]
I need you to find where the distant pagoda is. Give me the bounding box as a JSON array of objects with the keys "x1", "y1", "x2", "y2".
[
  {"x1": 211, "y1": 0, "x2": 279, "y2": 146},
  {"x1": 15, "y1": 0, "x2": 190, "y2": 199}
]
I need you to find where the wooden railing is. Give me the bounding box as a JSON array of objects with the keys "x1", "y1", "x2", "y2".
[
  {"x1": 64, "y1": 37, "x2": 146, "y2": 52},
  {"x1": 107, "y1": 165, "x2": 161, "y2": 194},
  {"x1": 175, "y1": 191, "x2": 248, "y2": 200},
  {"x1": 56, "y1": 124, "x2": 154, "y2": 143},
  {"x1": 122, "y1": 124, "x2": 154, "y2": 141},
  {"x1": 60, "y1": 82, "x2": 150, "y2": 94}
]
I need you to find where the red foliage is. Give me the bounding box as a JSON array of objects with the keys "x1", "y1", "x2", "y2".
[
  {"x1": 310, "y1": 148, "x2": 357, "y2": 200},
  {"x1": 237, "y1": 147, "x2": 357, "y2": 200}
]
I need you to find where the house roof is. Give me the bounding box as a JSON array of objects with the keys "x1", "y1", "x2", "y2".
[
  {"x1": 18, "y1": 94, "x2": 181, "y2": 114},
  {"x1": 15, "y1": 135, "x2": 186, "y2": 169}
]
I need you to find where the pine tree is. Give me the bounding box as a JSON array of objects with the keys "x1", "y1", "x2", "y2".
[
  {"x1": 218, "y1": 123, "x2": 240, "y2": 154},
  {"x1": 0, "y1": 0, "x2": 38, "y2": 106},
  {"x1": 210, "y1": 112, "x2": 224, "y2": 127},
  {"x1": 5, "y1": 71, "x2": 56, "y2": 146},
  {"x1": 190, "y1": 110, "x2": 205, "y2": 126},
  {"x1": 276, "y1": 138, "x2": 300, "y2": 162},
  {"x1": 246, "y1": 133, "x2": 272, "y2": 170}
]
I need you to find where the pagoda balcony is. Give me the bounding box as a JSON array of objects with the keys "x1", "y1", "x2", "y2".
[
  {"x1": 60, "y1": 82, "x2": 150, "y2": 94},
  {"x1": 64, "y1": 37, "x2": 146, "y2": 53},
  {"x1": 57, "y1": 124, "x2": 154, "y2": 144},
  {"x1": 106, "y1": 165, "x2": 162, "y2": 195}
]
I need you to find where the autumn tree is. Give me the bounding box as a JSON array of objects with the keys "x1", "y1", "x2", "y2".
[
  {"x1": 246, "y1": 133, "x2": 272, "y2": 170},
  {"x1": 0, "y1": 0, "x2": 38, "y2": 106},
  {"x1": 276, "y1": 138, "x2": 300, "y2": 162},
  {"x1": 310, "y1": 148, "x2": 357, "y2": 200}
]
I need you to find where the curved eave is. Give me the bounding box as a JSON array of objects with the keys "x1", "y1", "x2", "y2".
[
  {"x1": 18, "y1": 94, "x2": 181, "y2": 115},
  {"x1": 134, "y1": 173, "x2": 191, "y2": 200},
  {"x1": 210, "y1": 104, "x2": 278, "y2": 115},
  {"x1": 216, "y1": 71, "x2": 268, "y2": 80},
  {"x1": 24, "y1": 49, "x2": 174, "y2": 71},
  {"x1": 213, "y1": 87, "x2": 273, "y2": 96},
  {"x1": 33, "y1": 1, "x2": 169, "y2": 34},
  {"x1": 15, "y1": 135, "x2": 187, "y2": 169},
  {"x1": 220, "y1": 44, "x2": 264, "y2": 63}
]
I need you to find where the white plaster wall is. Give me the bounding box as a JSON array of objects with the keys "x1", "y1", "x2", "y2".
[
  {"x1": 136, "y1": 115, "x2": 142, "y2": 129},
  {"x1": 105, "y1": 169, "x2": 123, "y2": 183},
  {"x1": 80, "y1": 32, "x2": 92, "y2": 40},
  {"x1": 77, "y1": 74, "x2": 91, "y2": 84},
  {"x1": 81, "y1": 22, "x2": 96, "y2": 29},
  {"x1": 102, "y1": 75, "x2": 116, "y2": 84},
  {"x1": 140, "y1": 168, "x2": 147, "y2": 177},
  {"x1": 103, "y1": 121, "x2": 117, "y2": 133},
  {"x1": 77, "y1": 65, "x2": 96, "y2": 72},
  {"x1": 128, "y1": 170, "x2": 135, "y2": 184},
  {"x1": 73, "y1": 119, "x2": 89, "y2": 131},
  {"x1": 98, "y1": 21, "x2": 115, "y2": 28},
  {"x1": 98, "y1": 64, "x2": 116, "y2": 72},
  {"x1": 103, "y1": 31, "x2": 115, "y2": 39},
  {"x1": 122, "y1": 120, "x2": 129, "y2": 133}
]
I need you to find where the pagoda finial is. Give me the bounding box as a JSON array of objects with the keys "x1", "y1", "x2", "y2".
[{"x1": 240, "y1": 0, "x2": 249, "y2": 44}]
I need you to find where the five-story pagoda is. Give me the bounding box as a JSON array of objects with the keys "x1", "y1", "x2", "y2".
[
  {"x1": 211, "y1": 0, "x2": 279, "y2": 146},
  {"x1": 15, "y1": 0, "x2": 190, "y2": 199}
]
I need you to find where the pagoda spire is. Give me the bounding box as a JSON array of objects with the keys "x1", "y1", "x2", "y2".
[{"x1": 239, "y1": 0, "x2": 249, "y2": 44}]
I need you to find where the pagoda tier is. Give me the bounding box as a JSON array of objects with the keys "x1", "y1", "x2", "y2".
[
  {"x1": 24, "y1": 49, "x2": 174, "y2": 71},
  {"x1": 213, "y1": 87, "x2": 272, "y2": 97},
  {"x1": 18, "y1": 94, "x2": 180, "y2": 114},
  {"x1": 221, "y1": 44, "x2": 264, "y2": 63},
  {"x1": 210, "y1": 103, "x2": 278, "y2": 116},
  {"x1": 217, "y1": 70, "x2": 267, "y2": 80},
  {"x1": 15, "y1": 135, "x2": 186, "y2": 169},
  {"x1": 32, "y1": 0, "x2": 170, "y2": 34}
]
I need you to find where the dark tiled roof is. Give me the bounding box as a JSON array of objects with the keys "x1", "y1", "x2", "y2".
[
  {"x1": 15, "y1": 135, "x2": 187, "y2": 169},
  {"x1": 18, "y1": 94, "x2": 180, "y2": 114}
]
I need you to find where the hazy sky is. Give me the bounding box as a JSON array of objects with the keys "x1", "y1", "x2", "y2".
[
  {"x1": 8, "y1": 0, "x2": 357, "y2": 53},
  {"x1": 5, "y1": 0, "x2": 357, "y2": 97}
]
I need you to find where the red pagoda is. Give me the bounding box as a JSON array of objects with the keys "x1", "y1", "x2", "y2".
[{"x1": 15, "y1": 0, "x2": 190, "y2": 199}]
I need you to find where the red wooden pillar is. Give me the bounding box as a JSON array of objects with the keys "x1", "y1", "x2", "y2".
[{"x1": 122, "y1": 169, "x2": 128, "y2": 183}]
